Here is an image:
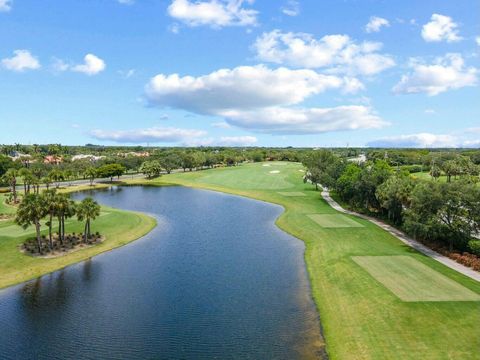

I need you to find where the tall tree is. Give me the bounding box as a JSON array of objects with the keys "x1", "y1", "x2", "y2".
[
  {"x1": 76, "y1": 198, "x2": 101, "y2": 243},
  {"x1": 16, "y1": 194, "x2": 47, "y2": 254}
]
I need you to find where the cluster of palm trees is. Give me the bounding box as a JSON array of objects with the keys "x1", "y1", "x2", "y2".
[{"x1": 15, "y1": 189, "x2": 101, "y2": 255}]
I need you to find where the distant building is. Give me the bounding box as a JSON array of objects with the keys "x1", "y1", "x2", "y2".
[
  {"x1": 44, "y1": 155, "x2": 63, "y2": 165},
  {"x1": 118, "y1": 152, "x2": 150, "y2": 158},
  {"x1": 71, "y1": 154, "x2": 105, "y2": 162},
  {"x1": 347, "y1": 154, "x2": 367, "y2": 164},
  {"x1": 9, "y1": 152, "x2": 34, "y2": 164}
]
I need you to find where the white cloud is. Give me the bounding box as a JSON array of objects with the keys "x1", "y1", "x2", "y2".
[
  {"x1": 393, "y1": 53, "x2": 477, "y2": 96},
  {"x1": 365, "y1": 16, "x2": 390, "y2": 33},
  {"x1": 476, "y1": 36, "x2": 480, "y2": 46},
  {"x1": 145, "y1": 65, "x2": 388, "y2": 135},
  {"x1": 117, "y1": 0, "x2": 134, "y2": 4},
  {"x1": 367, "y1": 133, "x2": 458, "y2": 148},
  {"x1": 219, "y1": 136, "x2": 257, "y2": 145},
  {"x1": 422, "y1": 14, "x2": 462, "y2": 42},
  {"x1": 72, "y1": 54, "x2": 106, "y2": 75},
  {"x1": 1, "y1": 50, "x2": 41, "y2": 72},
  {"x1": 252, "y1": 30, "x2": 395, "y2": 76},
  {"x1": 211, "y1": 121, "x2": 232, "y2": 129},
  {"x1": 281, "y1": 0, "x2": 300, "y2": 17},
  {"x1": 145, "y1": 65, "x2": 357, "y2": 114},
  {"x1": 90, "y1": 127, "x2": 207, "y2": 143},
  {"x1": 221, "y1": 105, "x2": 387, "y2": 134},
  {"x1": 167, "y1": 0, "x2": 258, "y2": 28},
  {"x1": 0, "y1": 0, "x2": 12, "y2": 12}
]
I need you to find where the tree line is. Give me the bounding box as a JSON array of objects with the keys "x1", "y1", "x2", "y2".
[{"x1": 303, "y1": 150, "x2": 480, "y2": 266}]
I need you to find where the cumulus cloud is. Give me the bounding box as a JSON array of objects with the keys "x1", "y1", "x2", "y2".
[
  {"x1": 167, "y1": 0, "x2": 258, "y2": 28},
  {"x1": 422, "y1": 14, "x2": 462, "y2": 42},
  {"x1": 221, "y1": 105, "x2": 387, "y2": 134},
  {"x1": 72, "y1": 54, "x2": 106, "y2": 75},
  {"x1": 145, "y1": 65, "x2": 358, "y2": 114},
  {"x1": 365, "y1": 16, "x2": 390, "y2": 33},
  {"x1": 0, "y1": 0, "x2": 12, "y2": 12},
  {"x1": 476, "y1": 36, "x2": 480, "y2": 46},
  {"x1": 393, "y1": 53, "x2": 477, "y2": 96},
  {"x1": 145, "y1": 65, "x2": 388, "y2": 135},
  {"x1": 90, "y1": 127, "x2": 207, "y2": 143},
  {"x1": 1, "y1": 50, "x2": 41, "y2": 72},
  {"x1": 281, "y1": 0, "x2": 300, "y2": 17},
  {"x1": 252, "y1": 30, "x2": 395, "y2": 76},
  {"x1": 219, "y1": 136, "x2": 258, "y2": 145},
  {"x1": 367, "y1": 133, "x2": 458, "y2": 148}
]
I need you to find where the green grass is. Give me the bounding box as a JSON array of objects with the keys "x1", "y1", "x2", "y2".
[
  {"x1": 278, "y1": 191, "x2": 307, "y2": 197},
  {"x1": 0, "y1": 187, "x2": 156, "y2": 290},
  {"x1": 0, "y1": 194, "x2": 16, "y2": 215},
  {"x1": 352, "y1": 256, "x2": 480, "y2": 302},
  {"x1": 307, "y1": 214, "x2": 364, "y2": 228},
  {"x1": 126, "y1": 162, "x2": 480, "y2": 360}
]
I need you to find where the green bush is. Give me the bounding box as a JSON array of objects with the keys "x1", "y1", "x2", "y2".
[{"x1": 468, "y1": 240, "x2": 480, "y2": 256}]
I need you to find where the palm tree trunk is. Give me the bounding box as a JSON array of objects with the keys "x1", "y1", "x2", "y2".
[
  {"x1": 35, "y1": 221, "x2": 42, "y2": 255},
  {"x1": 84, "y1": 222, "x2": 88, "y2": 243},
  {"x1": 61, "y1": 215, "x2": 65, "y2": 242},
  {"x1": 48, "y1": 213, "x2": 53, "y2": 249},
  {"x1": 87, "y1": 219, "x2": 91, "y2": 238},
  {"x1": 58, "y1": 216, "x2": 63, "y2": 245}
]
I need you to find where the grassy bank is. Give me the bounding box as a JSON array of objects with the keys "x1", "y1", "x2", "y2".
[
  {"x1": 0, "y1": 184, "x2": 156, "y2": 290},
  {"x1": 126, "y1": 162, "x2": 480, "y2": 360}
]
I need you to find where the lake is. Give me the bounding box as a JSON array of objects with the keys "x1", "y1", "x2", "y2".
[{"x1": 0, "y1": 186, "x2": 325, "y2": 359}]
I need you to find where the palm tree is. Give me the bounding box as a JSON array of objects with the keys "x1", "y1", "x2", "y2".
[
  {"x1": 49, "y1": 169, "x2": 65, "y2": 188},
  {"x1": 76, "y1": 198, "x2": 101, "y2": 243},
  {"x1": 41, "y1": 175, "x2": 53, "y2": 190},
  {"x1": 41, "y1": 189, "x2": 57, "y2": 250},
  {"x1": 54, "y1": 193, "x2": 76, "y2": 244},
  {"x1": 18, "y1": 168, "x2": 33, "y2": 194},
  {"x1": 84, "y1": 167, "x2": 97, "y2": 186},
  {"x1": 15, "y1": 194, "x2": 47, "y2": 254},
  {"x1": 2, "y1": 168, "x2": 18, "y2": 203}
]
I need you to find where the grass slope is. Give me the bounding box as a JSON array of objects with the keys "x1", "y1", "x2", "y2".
[
  {"x1": 0, "y1": 186, "x2": 156, "y2": 290},
  {"x1": 127, "y1": 162, "x2": 480, "y2": 360}
]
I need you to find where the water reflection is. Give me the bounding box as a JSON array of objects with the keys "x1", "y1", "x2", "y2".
[{"x1": 1, "y1": 186, "x2": 325, "y2": 359}]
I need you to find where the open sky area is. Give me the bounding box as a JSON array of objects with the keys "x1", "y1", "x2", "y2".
[{"x1": 0, "y1": 0, "x2": 479, "y2": 148}]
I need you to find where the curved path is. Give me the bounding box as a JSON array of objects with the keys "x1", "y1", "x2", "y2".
[{"x1": 320, "y1": 187, "x2": 480, "y2": 283}]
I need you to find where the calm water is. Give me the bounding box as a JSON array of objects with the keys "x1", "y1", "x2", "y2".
[{"x1": 0, "y1": 186, "x2": 324, "y2": 359}]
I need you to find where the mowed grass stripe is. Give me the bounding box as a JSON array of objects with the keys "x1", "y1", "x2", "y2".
[
  {"x1": 308, "y1": 214, "x2": 364, "y2": 228},
  {"x1": 278, "y1": 191, "x2": 306, "y2": 197},
  {"x1": 352, "y1": 256, "x2": 480, "y2": 302}
]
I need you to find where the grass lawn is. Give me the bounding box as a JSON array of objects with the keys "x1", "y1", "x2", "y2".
[
  {"x1": 0, "y1": 194, "x2": 16, "y2": 216},
  {"x1": 126, "y1": 162, "x2": 480, "y2": 360},
  {"x1": 0, "y1": 185, "x2": 156, "y2": 290}
]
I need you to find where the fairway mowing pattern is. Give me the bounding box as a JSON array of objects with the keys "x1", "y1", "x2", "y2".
[
  {"x1": 307, "y1": 214, "x2": 364, "y2": 228},
  {"x1": 277, "y1": 192, "x2": 306, "y2": 197},
  {"x1": 352, "y1": 256, "x2": 480, "y2": 302}
]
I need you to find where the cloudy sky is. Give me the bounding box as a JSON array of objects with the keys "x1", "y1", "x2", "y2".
[{"x1": 0, "y1": 0, "x2": 479, "y2": 147}]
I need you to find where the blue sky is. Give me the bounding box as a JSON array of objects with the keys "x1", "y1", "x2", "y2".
[{"x1": 0, "y1": 0, "x2": 479, "y2": 147}]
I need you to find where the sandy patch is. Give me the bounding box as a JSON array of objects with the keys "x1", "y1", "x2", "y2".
[{"x1": 269, "y1": 170, "x2": 280, "y2": 174}]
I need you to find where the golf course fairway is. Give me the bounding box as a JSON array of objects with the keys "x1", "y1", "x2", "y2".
[{"x1": 128, "y1": 161, "x2": 480, "y2": 360}]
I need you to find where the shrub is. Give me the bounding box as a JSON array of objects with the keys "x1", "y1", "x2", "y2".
[{"x1": 468, "y1": 240, "x2": 480, "y2": 256}]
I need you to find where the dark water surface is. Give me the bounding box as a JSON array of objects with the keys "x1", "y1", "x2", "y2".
[{"x1": 0, "y1": 186, "x2": 324, "y2": 359}]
